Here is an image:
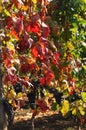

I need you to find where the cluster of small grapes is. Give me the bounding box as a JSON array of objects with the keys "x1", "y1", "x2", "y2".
[
  {"x1": 27, "y1": 80, "x2": 45, "y2": 109},
  {"x1": 45, "y1": 86, "x2": 81, "y2": 104},
  {"x1": 3, "y1": 99, "x2": 14, "y2": 127},
  {"x1": 13, "y1": 83, "x2": 23, "y2": 94},
  {"x1": 27, "y1": 88, "x2": 36, "y2": 109},
  {"x1": 45, "y1": 86, "x2": 63, "y2": 104},
  {"x1": 66, "y1": 92, "x2": 81, "y2": 102}
]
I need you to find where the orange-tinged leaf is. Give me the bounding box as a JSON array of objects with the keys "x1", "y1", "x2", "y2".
[
  {"x1": 21, "y1": 5, "x2": 29, "y2": 10},
  {"x1": 7, "y1": 89, "x2": 16, "y2": 99},
  {"x1": 32, "y1": 46, "x2": 38, "y2": 58},
  {"x1": 32, "y1": 0, "x2": 37, "y2": 4},
  {"x1": 4, "y1": 58, "x2": 11, "y2": 68},
  {"x1": 27, "y1": 22, "x2": 40, "y2": 34},
  {"x1": 10, "y1": 29, "x2": 19, "y2": 40},
  {"x1": 79, "y1": 116, "x2": 85, "y2": 125},
  {"x1": 13, "y1": 0, "x2": 23, "y2": 9}
]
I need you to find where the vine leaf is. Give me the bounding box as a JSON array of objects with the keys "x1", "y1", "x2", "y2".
[
  {"x1": 61, "y1": 100, "x2": 69, "y2": 116},
  {"x1": 81, "y1": 92, "x2": 86, "y2": 102}
]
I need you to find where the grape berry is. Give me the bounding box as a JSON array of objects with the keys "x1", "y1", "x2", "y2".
[{"x1": 13, "y1": 83, "x2": 23, "y2": 94}]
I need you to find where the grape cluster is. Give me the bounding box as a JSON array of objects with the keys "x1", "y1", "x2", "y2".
[
  {"x1": 3, "y1": 99, "x2": 14, "y2": 126},
  {"x1": 27, "y1": 80, "x2": 44, "y2": 109},
  {"x1": 66, "y1": 92, "x2": 81, "y2": 103},
  {"x1": 27, "y1": 88, "x2": 37, "y2": 109},
  {"x1": 13, "y1": 83, "x2": 23, "y2": 94},
  {"x1": 32, "y1": 80, "x2": 45, "y2": 98},
  {"x1": 45, "y1": 86, "x2": 63, "y2": 104}
]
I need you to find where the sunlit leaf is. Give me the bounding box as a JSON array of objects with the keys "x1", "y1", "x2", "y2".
[
  {"x1": 67, "y1": 41, "x2": 74, "y2": 50},
  {"x1": 4, "y1": 9, "x2": 11, "y2": 16},
  {"x1": 82, "y1": 0, "x2": 86, "y2": 4},
  {"x1": 7, "y1": 89, "x2": 16, "y2": 99},
  {"x1": 32, "y1": 46, "x2": 38, "y2": 58},
  {"x1": 21, "y1": 5, "x2": 29, "y2": 11},
  {"x1": 32, "y1": 0, "x2": 37, "y2": 4},
  {"x1": 78, "y1": 106, "x2": 85, "y2": 116},
  {"x1": 81, "y1": 92, "x2": 86, "y2": 102},
  {"x1": 0, "y1": 5, "x2": 2, "y2": 13},
  {"x1": 27, "y1": 22, "x2": 40, "y2": 34},
  {"x1": 72, "y1": 108, "x2": 77, "y2": 115},
  {"x1": 61, "y1": 100, "x2": 69, "y2": 116},
  {"x1": 16, "y1": 92, "x2": 22, "y2": 99}
]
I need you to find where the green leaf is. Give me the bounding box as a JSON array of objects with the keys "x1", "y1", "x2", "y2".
[
  {"x1": 81, "y1": 92, "x2": 86, "y2": 102},
  {"x1": 51, "y1": 102, "x2": 58, "y2": 111}
]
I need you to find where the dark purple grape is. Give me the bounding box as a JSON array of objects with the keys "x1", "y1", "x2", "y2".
[{"x1": 13, "y1": 83, "x2": 23, "y2": 94}]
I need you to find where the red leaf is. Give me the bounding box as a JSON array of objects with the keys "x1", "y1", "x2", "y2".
[
  {"x1": 27, "y1": 22, "x2": 40, "y2": 34},
  {"x1": 2, "y1": 47, "x2": 12, "y2": 68},
  {"x1": 4, "y1": 73, "x2": 18, "y2": 85},
  {"x1": 52, "y1": 52, "x2": 60, "y2": 65},
  {"x1": 29, "y1": 63, "x2": 36, "y2": 70},
  {"x1": 15, "y1": 40, "x2": 29, "y2": 52},
  {"x1": 32, "y1": 46, "x2": 39, "y2": 58},
  {"x1": 15, "y1": 33, "x2": 33, "y2": 53},
  {"x1": 20, "y1": 63, "x2": 30, "y2": 73},
  {"x1": 13, "y1": 0, "x2": 23, "y2": 9},
  {"x1": 39, "y1": 54, "x2": 45, "y2": 60},
  {"x1": 40, "y1": 77, "x2": 46, "y2": 86},
  {"x1": 19, "y1": 56, "x2": 29, "y2": 72},
  {"x1": 7, "y1": 17, "x2": 13, "y2": 28},
  {"x1": 37, "y1": 99, "x2": 49, "y2": 112},
  {"x1": 42, "y1": 23, "x2": 50, "y2": 38},
  {"x1": 10, "y1": 29, "x2": 19, "y2": 40},
  {"x1": 4, "y1": 58, "x2": 11, "y2": 68},
  {"x1": 45, "y1": 71, "x2": 54, "y2": 84},
  {"x1": 14, "y1": 19, "x2": 23, "y2": 35},
  {"x1": 68, "y1": 86, "x2": 74, "y2": 95}
]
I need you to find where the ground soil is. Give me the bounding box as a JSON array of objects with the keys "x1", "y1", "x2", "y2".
[{"x1": 9, "y1": 109, "x2": 86, "y2": 130}]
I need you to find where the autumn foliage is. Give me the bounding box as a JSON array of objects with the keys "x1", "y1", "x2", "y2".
[{"x1": 0, "y1": 0, "x2": 86, "y2": 125}]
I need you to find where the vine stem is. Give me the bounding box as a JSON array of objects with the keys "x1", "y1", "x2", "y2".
[{"x1": 31, "y1": 113, "x2": 35, "y2": 130}]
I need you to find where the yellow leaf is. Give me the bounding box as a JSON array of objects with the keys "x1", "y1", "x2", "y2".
[
  {"x1": 7, "y1": 89, "x2": 16, "y2": 99},
  {"x1": 7, "y1": 42, "x2": 15, "y2": 51},
  {"x1": 82, "y1": 0, "x2": 86, "y2": 4},
  {"x1": 16, "y1": 92, "x2": 22, "y2": 99},
  {"x1": 21, "y1": 5, "x2": 29, "y2": 11},
  {"x1": 0, "y1": 6, "x2": 2, "y2": 13},
  {"x1": 79, "y1": 106, "x2": 85, "y2": 116},
  {"x1": 32, "y1": 0, "x2": 37, "y2": 4},
  {"x1": 67, "y1": 41, "x2": 74, "y2": 50},
  {"x1": 4, "y1": 9, "x2": 11, "y2": 16},
  {"x1": 72, "y1": 108, "x2": 77, "y2": 115},
  {"x1": 12, "y1": 100, "x2": 17, "y2": 108},
  {"x1": 0, "y1": 0, "x2": 2, "y2": 4},
  {"x1": 61, "y1": 100, "x2": 69, "y2": 116},
  {"x1": 9, "y1": 99, "x2": 17, "y2": 108}
]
